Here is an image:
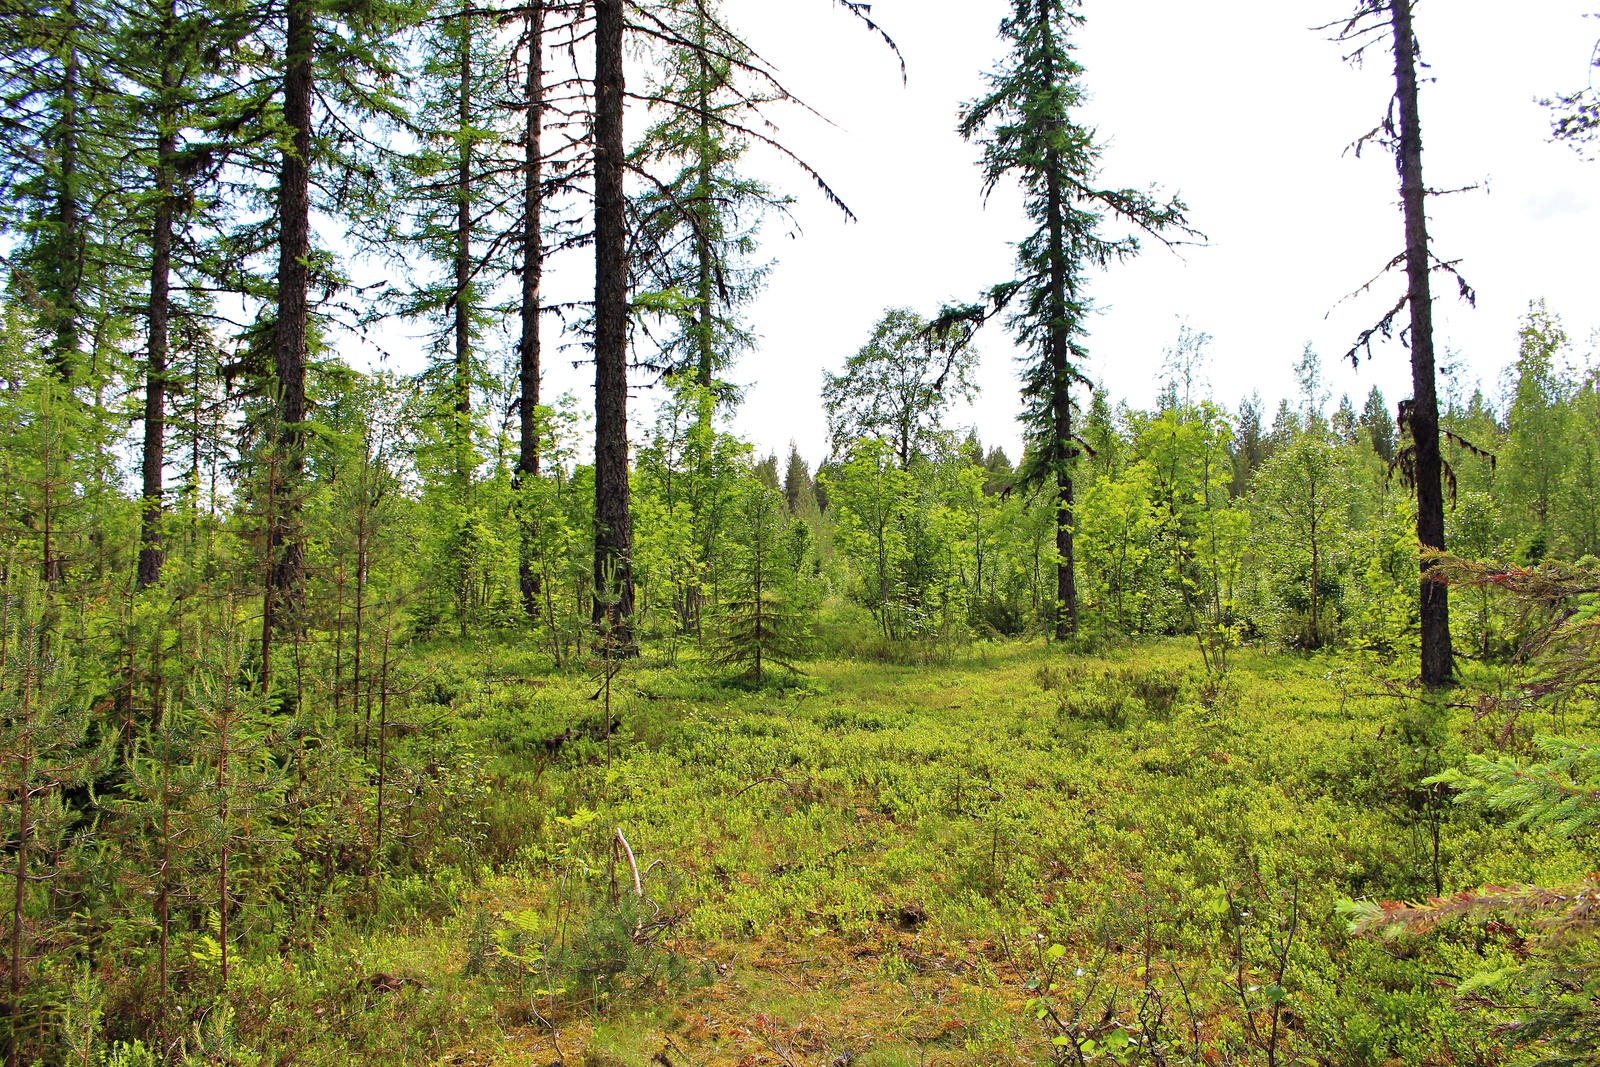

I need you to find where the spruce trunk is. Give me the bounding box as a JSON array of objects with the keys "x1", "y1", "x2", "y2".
[
  {"x1": 1044, "y1": 159, "x2": 1077, "y2": 641},
  {"x1": 50, "y1": 0, "x2": 82, "y2": 378},
  {"x1": 139, "y1": 43, "x2": 177, "y2": 588},
  {"x1": 270, "y1": 0, "x2": 314, "y2": 619},
  {"x1": 454, "y1": 12, "x2": 475, "y2": 633},
  {"x1": 454, "y1": 13, "x2": 473, "y2": 450}
]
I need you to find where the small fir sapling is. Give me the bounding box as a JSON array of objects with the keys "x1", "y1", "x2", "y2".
[
  {"x1": 2, "y1": 576, "x2": 109, "y2": 1067},
  {"x1": 714, "y1": 478, "x2": 808, "y2": 684}
]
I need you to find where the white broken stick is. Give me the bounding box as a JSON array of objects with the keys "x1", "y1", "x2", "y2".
[{"x1": 615, "y1": 826, "x2": 643, "y2": 898}]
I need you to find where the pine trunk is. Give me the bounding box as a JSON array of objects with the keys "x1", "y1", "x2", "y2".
[
  {"x1": 591, "y1": 0, "x2": 635, "y2": 636},
  {"x1": 1391, "y1": 0, "x2": 1452, "y2": 686}
]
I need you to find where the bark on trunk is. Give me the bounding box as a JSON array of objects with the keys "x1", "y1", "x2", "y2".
[
  {"x1": 217, "y1": 712, "x2": 229, "y2": 985},
  {"x1": 1045, "y1": 163, "x2": 1077, "y2": 641},
  {"x1": 517, "y1": 0, "x2": 545, "y2": 617},
  {"x1": 269, "y1": 0, "x2": 314, "y2": 620},
  {"x1": 139, "y1": 34, "x2": 178, "y2": 588},
  {"x1": 591, "y1": 0, "x2": 635, "y2": 637},
  {"x1": 50, "y1": 0, "x2": 82, "y2": 379},
  {"x1": 1391, "y1": 0, "x2": 1452, "y2": 686},
  {"x1": 453, "y1": 11, "x2": 476, "y2": 635},
  {"x1": 684, "y1": 20, "x2": 716, "y2": 628},
  {"x1": 9, "y1": 740, "x2": 29, "y2": 1067},
  {"x1": 454, "y1": 13, "x2": 473, "y2": 450},
  {"x1": 158, "y1": 752, "x2": 171, "y2": 1004},
  {"x1": 694, "y1": 25, "x2": 714, "y2": 389}
]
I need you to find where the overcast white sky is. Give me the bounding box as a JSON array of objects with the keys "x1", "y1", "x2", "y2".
[{"x1": 373, "y1": 0, "x2": 1600, "y2": 468}]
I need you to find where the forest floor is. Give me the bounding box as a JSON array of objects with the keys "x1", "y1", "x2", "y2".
[{"x1": 261, "y1": 638, "x2": 1584, "y2": 1067}]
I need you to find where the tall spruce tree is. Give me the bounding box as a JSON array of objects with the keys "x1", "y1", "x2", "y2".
[
  {"x1": 0, "y1": 0, "x2": 111, "y2": 379},
  {"x1": 937, "y1": 0, "x2": 1191, "y2": 639},
  {"x1": 1360, "y1": 385, "x2": 1397, "y2": 463}
]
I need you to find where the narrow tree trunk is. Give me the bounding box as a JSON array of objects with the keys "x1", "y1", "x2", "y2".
[
  {"x1": 157, "y1": 731, "x2": 172, "y2": 1007},
  {"x1": 1055, "y1": 465, "x2": 1076, "y2": 639},
  {"x1": 270, "y1": 0, "x2": 314, "y2": 618},
  {"x1": 454, "y1": 12, "x2": 475, "y2": 636},
  {"x1": 139, "y1": 28, "x2": 178, "y2": 588},
  {"x1": 694, "y1": 18, "x2": 714, "y2": 390},
  {"x1": 189, "y1": 351, "x2": 202, "y2": 535},
  {"x1": 689, "y1": 26, "x2": 718, "y2": 625},
  {"x1": 753, "y1": 529, "x2": 763, "y2": 684},
  {"x1": 1309, "y1": 508, "x2": 1321, "y2": 648},
  {"x1": 260, "y1": 453, "x2": 276, "y2": 691},
  {"x1": 332, "y1": 574, "x2": 344, "y2": 717},
  {"x1": 517, "y1": 0, "x2": 545, "y2": 618},
  {"x1": 454, "y1": 12, "x2": 473, "y2": 473},
  {"x1": 375, "y1": 630, "x2": 390, "y2": 870},
  {"x1": 353, "y1": 512, "x2": 364, "y2": 742},
  {"x1": 876, "y1": 525, "x2": 889, "y2": 635},
  {"x1": 1390, "y1": 0, "x2": 1452, "y2": 686},
  {"x1": 9, "y1": 679, "x2": 31, "y2": 1067},
  {"x1": 216, "y1": 691, "x2": 230, "y2": 986},
  {"x1": 680, "y1": 24, "x2": 721, "y2": 635},
  {"x1": 974, "y1": 513, "x2": 983, "y2": 610},
  {"x1": 41, "y1": 422, "x2": 56, "y2": 584},
  {"x1": 591, "y1": 0, "x2": 635, "y2": 636}
]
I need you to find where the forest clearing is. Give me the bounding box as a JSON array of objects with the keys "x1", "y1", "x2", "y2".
[
  {"x1": 92, "y1": 636, "x2": 1591, "y2": 1067},
  {"x1": 2, "y1": 0, "x2": 1598, "y2": 1061}
]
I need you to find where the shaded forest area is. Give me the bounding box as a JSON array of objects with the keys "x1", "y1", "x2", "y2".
[{"x1": 2, "y1": 0, "x2": 1600, "y2": 1063}]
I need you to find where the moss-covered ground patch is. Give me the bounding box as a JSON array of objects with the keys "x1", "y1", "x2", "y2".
[{"x1": 239, "y1": 638, "x2": 1587, "y2": 1066}]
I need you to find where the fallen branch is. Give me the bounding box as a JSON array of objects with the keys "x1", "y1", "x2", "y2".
[
  {"x1": 732, "y1": 774, "x2": 796, "y2": 799},
  {"x1": 616, "y1": 826, "x2": 643, "y2": 898}
]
